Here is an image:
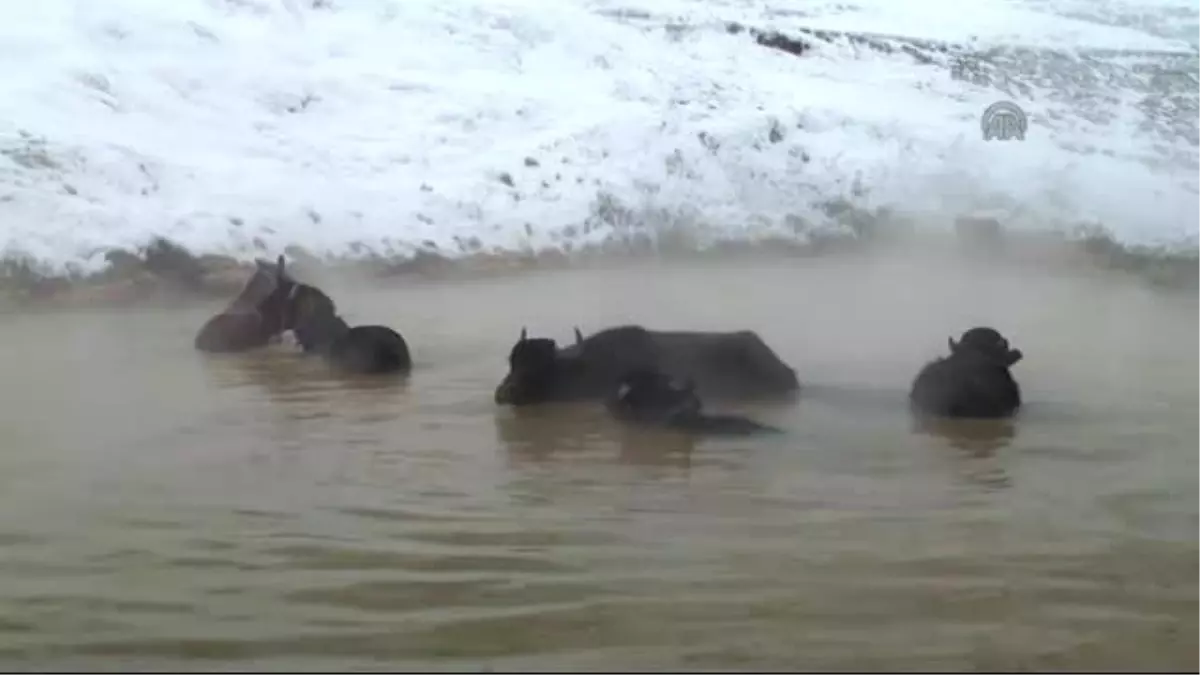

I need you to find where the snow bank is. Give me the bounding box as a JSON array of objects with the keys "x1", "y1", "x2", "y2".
[{"x1": 0, "y1": 0, "x2": 1195, "y2": 273}]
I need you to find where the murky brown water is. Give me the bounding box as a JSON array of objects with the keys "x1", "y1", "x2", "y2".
[{"x1": 0, "y1": 254, "x2": 1196, "y2": 671}]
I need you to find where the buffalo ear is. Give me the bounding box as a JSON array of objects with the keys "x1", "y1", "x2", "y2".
[
  {"x1": 947, "y1": 337, "x2": 959, "y2": 354},
  {"x1": 574, "y1": 326, "x2": 584, "y2": 346},
  {"x1": 519, "y1": 326, "x2": 527, "y2": 342}
]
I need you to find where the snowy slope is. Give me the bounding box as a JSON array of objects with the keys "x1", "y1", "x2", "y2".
[{"x1": 0, "y1": 0, "x2": 1195, "y2": 273}]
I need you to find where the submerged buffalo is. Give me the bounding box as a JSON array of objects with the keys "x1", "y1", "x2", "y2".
[
  {"x1": 606, "y1": 368, "x2": 783, "y2": 437},
  {"x1": 908, "y1": 326, "x2": 1024, "y2": 419},
  {"x1": 194, "y1": 256, "x2": 296, "y2": 353},
  {"x1": 493, "y1": 324, "x2": 800, "y2": 406},
  {"x1": 281, "y1": 282, "x2": 412, "y2": 375}
]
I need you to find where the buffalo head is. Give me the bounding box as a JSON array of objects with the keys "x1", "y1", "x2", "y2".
[
  {"x1": 948, "y1": 326, "x2": 1023, "y2": 367},
  {"x1": 225, "y1": 255, "x2": 299, "y2": 328},
  {"x1": 279, "y1": 282, "x2": 337, "y2": 331},
  {"x1": 493, "y1": 326, "x2": 584, "y2": 405},
  {"x1": 194, "y1": 255, "x2": 299, "y2": 352}
]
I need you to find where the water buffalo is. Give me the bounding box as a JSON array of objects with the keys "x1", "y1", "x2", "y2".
[
  {"x1": 282, "y1": 282, "x2": 412, "y2": 375},
  {"x1": 493, "y1": 324, "x2": 800, "y2": 406},
  {"x1": 908, "y1": 326, "x2": 1024, "y2": 419},
  {"x1": 606, "y1": 368, "x2": 783, "y2": 436},
  {"x1": 194, "y1": 255, "x2": 295, "y2": 353}
]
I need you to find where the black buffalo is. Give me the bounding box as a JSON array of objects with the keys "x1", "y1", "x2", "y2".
[
  {"x1": 606, "y1": 368, "x2": 783, "y2": 437},
  {"x1": 493, "y1": 324, "x2": 800, "y2": 406},
  {"x1": 194, "y1": 256, "x2": 295, "y2": 353},
  {"x1": 282, "y1": 282, "x2": 412, "y2": 375},
  {"x1": 909, "y1": 326, "x2": 1024, "y2": 419}
]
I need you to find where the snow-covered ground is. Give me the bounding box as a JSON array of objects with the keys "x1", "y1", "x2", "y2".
[{"x1": 0, "y1": 0, "x2": 1196, "y2": 273}]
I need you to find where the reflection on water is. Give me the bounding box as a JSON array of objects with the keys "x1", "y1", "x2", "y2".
[
  {"x1": 0, "y1": 256, "x2": 1195, "y2": 671},
  {"x1": 493, "y1": 404, "x2": 709, "y2": 470},
  {"x1": 914, "y1": 417, "x2": 1019, "y2": 489}
]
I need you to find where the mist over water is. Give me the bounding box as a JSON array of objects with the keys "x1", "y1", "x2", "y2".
[{"x1": 0, "y1": 252, "x2": 1194, "y2": 670}]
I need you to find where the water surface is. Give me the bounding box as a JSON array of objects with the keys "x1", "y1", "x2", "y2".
[{"x1": 0, "y1": 254, "x2": 1195, "y2": 671}]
